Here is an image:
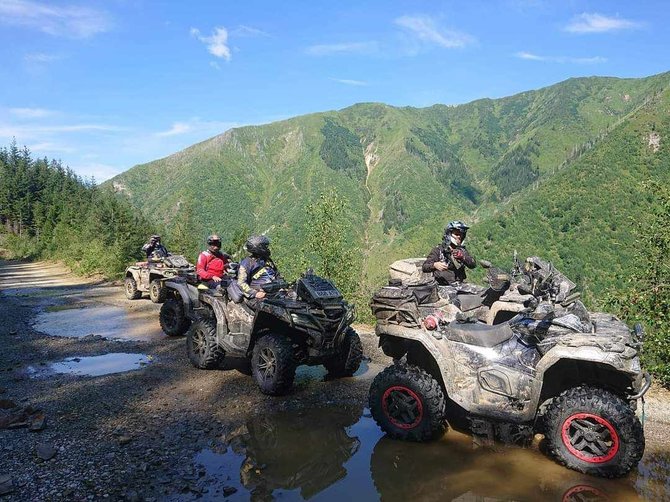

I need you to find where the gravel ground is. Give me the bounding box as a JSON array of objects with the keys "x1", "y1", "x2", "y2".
[
  {"x1": 0, "y1": 258, "x2": 669, "y2": 501},
  {"x1": 0, "y1": 259, "x2": 382, "y2": 500}
]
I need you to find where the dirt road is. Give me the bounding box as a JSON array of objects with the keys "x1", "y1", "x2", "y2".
[{"x1": 1, "y1": 259, "x2": 669, "y2": 501}]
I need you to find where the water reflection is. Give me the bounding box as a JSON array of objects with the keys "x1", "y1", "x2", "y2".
[
  {"x1": 28, "y1": 353, "x2": 152, "y2": 377},
  {"x1": 179, "y1": 407, "x2": 669, "y2": 501}
]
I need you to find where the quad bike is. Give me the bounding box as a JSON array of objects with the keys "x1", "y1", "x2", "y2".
[
  {"x1": 159, "y1": 269, "x2": 363, "y2": 395},
  {"x1": 368, "y1": 255, "x2": 650, "y2": 478},
  {"x1": 123, "y1": 254, "x2": 194, "y2": 303}
]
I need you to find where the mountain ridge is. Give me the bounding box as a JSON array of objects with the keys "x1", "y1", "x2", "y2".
[{"x1": 106, "y1": 70, "x2": 670, "y2": 299}]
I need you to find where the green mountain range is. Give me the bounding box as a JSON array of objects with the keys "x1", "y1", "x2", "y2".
[{"x1": 107, "y1": 71, "x2": 670, "y2": 302}]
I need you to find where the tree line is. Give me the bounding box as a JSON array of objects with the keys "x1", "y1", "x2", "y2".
[{"x1": 0, "y1": 142, "x2": 152, "y2": 275}]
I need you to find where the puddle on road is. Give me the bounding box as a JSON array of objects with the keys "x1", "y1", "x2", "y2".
[
  {"x1": 171, "y1": 407, "x2": 669, "y2": 501},
  {"x1": 28, "y1": 353, "x2": 153, "y2": 377},
  {"x1": 32, "y1": 305, "x2": 165, "y2": 341},
  {"x1": 293, "y1": 361, "x2": 379, "y2": 387}
]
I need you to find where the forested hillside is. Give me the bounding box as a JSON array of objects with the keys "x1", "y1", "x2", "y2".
[
  {"x1": 107, "y1": 72, "x2": 670, "y2": 300},
  {"x1": 0, "y1": 143, "x2": 152, "y2": 275}
]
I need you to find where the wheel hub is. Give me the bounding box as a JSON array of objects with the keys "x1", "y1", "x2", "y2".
[
  {"x1": 258, "y1": 348, "x2": 277, "y2": 381},
  {"x1": 382, "y1": 386, "x2": 423, "y2": 430},
  {"x1": 561, "y1": 413, "x2": 619, "y2": 464}
]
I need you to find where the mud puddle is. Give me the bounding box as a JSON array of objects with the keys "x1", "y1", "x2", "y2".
[
  {"x1": 293, "y1": 361, "x2": 381, "y2": 387},
  {"x1": 170, "y1": 407, "x2": 669, "y2": 501},
  {"x1": 32, "y1": 305, "x2": 165, "y2": 341},
  {"x1": 27, "y1": 353, "x2": 153, "y2": 377}
]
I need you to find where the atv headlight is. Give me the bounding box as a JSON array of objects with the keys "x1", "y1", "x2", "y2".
[{"x1": 290, "y1": 313, "x2": 320, "y2": 330}]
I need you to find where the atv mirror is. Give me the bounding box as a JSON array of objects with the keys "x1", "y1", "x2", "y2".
[{"x1": 479, "y1": 260, "x2": 492, "y2": 269}]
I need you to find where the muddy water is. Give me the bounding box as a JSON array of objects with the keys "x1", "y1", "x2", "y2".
[
  {"x1": 33, "y1": 301, "x2": 165, "y2": 341},
  {"x1": 27, "y1": 353, "x2": 153, "y2": 377},
  {"x1": 172, "y1": 407, "x2": 669, "y2": 501}
]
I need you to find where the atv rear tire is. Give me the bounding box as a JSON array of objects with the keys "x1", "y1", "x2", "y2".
[
  {"x1": 543, "y1": 386, "x2": 644, "y2": 478},
  {"x1": 251, "y1": 333, "x2": 296, "y2": 396},
  {"x1": 369, "y1": 363, "x2": 447, "y2": 442},
  {"x1": 124, "y1": 277, "x2": 141, "y2": 300},
  {"x1": 324, "y1": 327, "x2": 363, "y2": 377},
  {"x1": 159, "y1": 297, "x2": 191, "y2": 337},
  {"x1": 186, "y1": 318, "x2": 225, "y2": 369},
  {"x1": 149, "y1": 279, "x2": 167, "y2": 303}
]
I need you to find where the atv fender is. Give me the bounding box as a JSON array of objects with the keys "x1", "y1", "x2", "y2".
[
  {"x1": 125, "y1": 267, "x2": 141, "y2": 280},
  {"x1": 199, "y1": 295, "x2": 252, "y2": 358},
  {"x1": 533, "y1": 342, "x2": 643, "y2": 409},
  {"x1": 164, "y1": 281, "x2": 200, "y2": 316}
]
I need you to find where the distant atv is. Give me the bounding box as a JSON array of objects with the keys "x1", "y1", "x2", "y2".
[
  {"x1": 368, "y1": 256, "x2": 650, "y2": 478},
  {"x1": 159, "y1": 270, "x2": 363, "y2": 395},
  {"x1": 124, "y1": 254, "x2": 194, "y2": 303}
]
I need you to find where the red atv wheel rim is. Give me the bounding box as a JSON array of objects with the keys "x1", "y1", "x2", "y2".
[
  {"x1": 382, "y1": 386, "x2": 423, "y2": 429},
  {"x1": 561, "y1": 413, "x2": 619, "y2": 463}
]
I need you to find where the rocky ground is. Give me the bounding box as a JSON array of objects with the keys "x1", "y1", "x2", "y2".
[{"x1": 0, "y1": 258, "x2": 669, "y2": 501}]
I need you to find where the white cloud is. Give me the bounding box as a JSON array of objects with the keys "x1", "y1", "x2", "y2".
[
  {"x1": 0, "y1": 0, "x2": 111, "y2": 38},
  {"x1": 30, "y1": 142, "x2": 75, "y2": 153},
  {"x1": 156, "y1": 122, "x2": 192, "y2": 137},
  {"x1": 9, "y1": 107, "x2": 55, "y2": 119},
  {"x1": 330, "y1": 78, "x2": 368, "y2": 86},
  {"x1": 231, "y1": 25, "x2": 269, "y2": 37},
  {"x1": 395, "y1": 15, "x2": 474, "y2": 49},
  {"x1": 305, "y1": 42, "x2": 378, "y2": 56},
  {"x1": 24, "y1": 52, "x2": 64, "y2": 64},
  {"x1": 191, "y1": 27, "x2": 231, "y2": 61},
  {"x1": 154, "y1": 118, "x2": 239, "y2": 139},
  {"x1": 514, "y1": 51, "x2": 607, "y2": 64},
  {"x1": 565, "y1": 13, "x2": 641, "y2": 34}
]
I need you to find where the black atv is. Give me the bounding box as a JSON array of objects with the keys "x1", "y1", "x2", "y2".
[{"x1": 159, "y1": 270, "x2": 363, "y2": 395}]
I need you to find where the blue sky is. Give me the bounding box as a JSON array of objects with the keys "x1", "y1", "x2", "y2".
[{"x1": 1, "y1": 0, "x2": 668, "y2": 181}]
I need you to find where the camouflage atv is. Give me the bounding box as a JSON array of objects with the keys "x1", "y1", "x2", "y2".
[
  {"x1": 123, "y1": 254, "x2": 194, "y2": 303},
  {"x1": 159, "y1": 270, "x2": 363, "y2": 395},
  {"x1": 368, "y1": 256, "x2": 650, "y2": 478}
]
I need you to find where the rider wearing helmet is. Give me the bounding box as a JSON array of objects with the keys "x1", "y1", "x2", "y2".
[
  {"x1": 422, "y1": 221, "x2": 476, "y2": 285},
  {"x1": 142, "y1": 234, "x2": 169, "y2": 260},
  {"x1": 196, "y1": 234, "x2": 230, "y2": 287},
  {"x1": 237, "y1": 235, "x2": 279, "y2": 300}
]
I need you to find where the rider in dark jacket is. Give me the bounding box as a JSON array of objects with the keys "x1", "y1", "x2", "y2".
[
  {"x1": 237, "y1": 235, "x2": 279, "y2": 300},
  {"x1": 142, "y1": 235, "x2": 169, "y2": 260},
  {"x1": 422, "y1": 221, "x2": 476, "y2": 285}
]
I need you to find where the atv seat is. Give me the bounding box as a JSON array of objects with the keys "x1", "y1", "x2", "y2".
[{"x1": 446, "y1": 321, "x2": 514, "y2": 348}]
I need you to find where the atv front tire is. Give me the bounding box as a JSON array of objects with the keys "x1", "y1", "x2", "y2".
[
  {"x1": 149, "y1": 279, "x2": 167, "y2": 303},
  {"x1": 159, "y1": 297, "x2": 191, "y2": 337},
  {"x1": 124, "y1": 277, "x2": 141, "y2": 300},
  {"x1": 369, "y1": 363, "x2": 447, "y2": 442},
  {"x1": 324, "y1": 327, "x2": 363, "y2": 377},
  {"x1": 251, "y1": 333, "x2": 296, "y2": 396},
  {"x1": 543, "y1": 386, "x2": 644, "y2": 478},
  {"x1": 186, "y1": 318, "x2": 225, "y2": 369}
]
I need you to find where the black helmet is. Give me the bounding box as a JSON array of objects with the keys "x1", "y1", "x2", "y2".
[
  {"x1": 207, "y1": 234, "x2": 222, "y2": 247},
  {"x1": 244, "y1": 235, "x2": 271, "y2": 257},
  {"x1": 444, "y1": 220, "x2": 469, "y2": 245},
  {"x1": 150, "y1": 234, "x2": 161, "y2": 241}
]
